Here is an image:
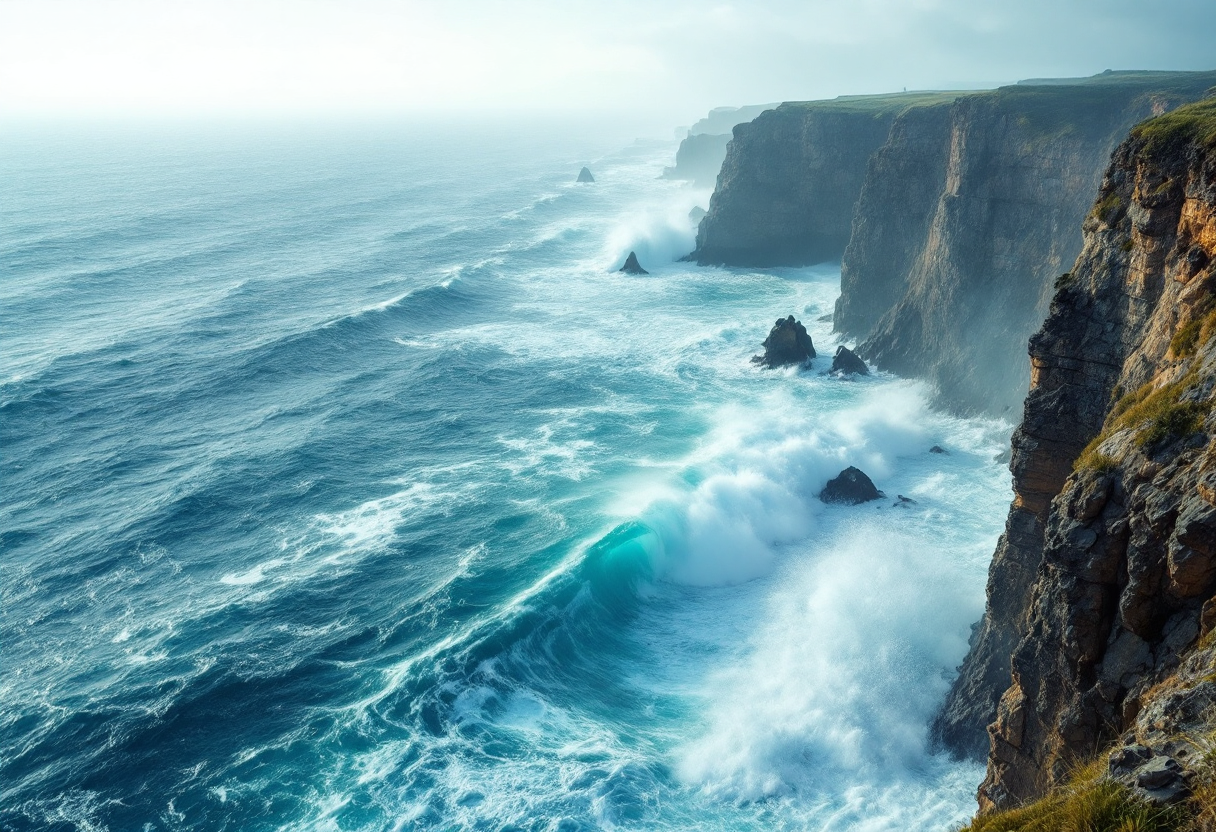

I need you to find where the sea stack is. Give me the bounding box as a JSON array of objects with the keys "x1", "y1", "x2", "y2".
[
  {"x1": 830, "y1": 345, "x2": 869, "y2": 375},
  {"x1": 752, "y1": 315, "x2": 815, "y2": 368},
  {"x1": 577, "y1": 166, "x2": 595, "y2": 183},
  {"x1": 819, "y1": 467, "x2": 883, "y2": 504},
  {"x1": 618, "y1": 251, "x2": 649, "y2": 275}
]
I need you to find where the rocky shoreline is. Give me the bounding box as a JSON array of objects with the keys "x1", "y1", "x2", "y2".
[{"x1": 684, "y1": 75, "x2": 1216, "y2": 825}]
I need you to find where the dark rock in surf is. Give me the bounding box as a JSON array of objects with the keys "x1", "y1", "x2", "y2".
[
  {"x1": 577, "y1": 166, "x2": 595, "y2": 183},
  {"x1": 894, "y1": 494, "x2": 917, "y2": 507},
  {"x1": 830, "y1": 345, "x2": 869, "y2": 375},
  {"x1": 752, "y1": 315, "x2": 815, "y2": 368},
  {"x1": 930, "y1": 445, "x2": 948, "y2": 455},
  {"x1": 820, "y1": 466, "x2": 883, "y2": 504},
  {"x1": 618, "y1": 251, "x2": 649, "y2": 275}
]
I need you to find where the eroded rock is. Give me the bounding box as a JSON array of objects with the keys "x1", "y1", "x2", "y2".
[
  {"x1": 820, "y1": 466, "x2": 882, "y2": 504},
  {"x1": 830, "y1": 345, "x2": 868, "y2": 375},
  {"x1": 752, "y1": 315, "x2": 815, "y2": 368},
  {"x1": 618, "y1": 252, "x2": 649, "y2": 275}
]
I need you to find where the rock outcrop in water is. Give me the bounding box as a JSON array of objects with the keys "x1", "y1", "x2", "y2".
[
  {"x1": 694, "y1": 71, "x2": 1216, "y2": 414},
  {"x1": 935, "y1": 97, "x2": 1216, "y2": 815},
  {"x1": 830, "y1": 345, "x2": 868, "y2": 375},
  {"x1": 618, "y1": 251, "x2": 648, "y2": 275},
  {"x1": 577, "y1": 167, "x2": 595, "y2": 183},
  {"x1": 820, "y1": 466, "x2": 882, "y2": 504},
  {"x1": 752, "y1": 315, "x2": 814, "y2": 368}
]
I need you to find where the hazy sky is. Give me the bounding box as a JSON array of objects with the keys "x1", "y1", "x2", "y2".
[{"x1": 2, "y1": 0, "x2": 1214, "y2": 122}]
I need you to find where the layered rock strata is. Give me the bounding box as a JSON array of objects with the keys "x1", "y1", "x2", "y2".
[
  {"x1": 848, "y1": 75, "x2": 1216, "y2": 415},
  {"x1": 934, "y1": 98, "x2": 1216, "y2": 812},
  {"x1": 694, "y1": 71, "x2": 1216, "y2": 414},
  {"x1": 694, "y1": 93, "x2": 962, "y2": 266}
]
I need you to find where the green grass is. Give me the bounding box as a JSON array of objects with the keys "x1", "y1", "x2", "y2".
[
  {"x1": 779, "y1": 90, "x2": 970, "y2": 116},
  {"x1": 1074, "y1": 367, "x2": 1212, "y2": 471},
  {"x1": 1170, "y1": 303, "x2": 1216, "y2": 358},
  {"x1": 961, "y1": 759, "x2": 1190, "y2": 832},
  {"x1": 1132, "y1": 96, "x2": 1216, "y2": 156},
  {"x1": 1091, "y1": 191, "x2": 1124, "y2": 224}
]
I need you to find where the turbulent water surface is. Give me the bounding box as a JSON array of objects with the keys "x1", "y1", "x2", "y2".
[{"x1": 1, "y1": 118, "x2": 1011, "y2": 831}]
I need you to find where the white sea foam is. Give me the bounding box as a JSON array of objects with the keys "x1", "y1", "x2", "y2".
[
  {"x1": 642, "y1": 382, "x2": 932, "y2": 587},
  {"x1": 602, "y1": 192, "x2": 706, "y2": 269}
]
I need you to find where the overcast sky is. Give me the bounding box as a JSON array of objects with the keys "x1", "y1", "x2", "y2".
[{"x1": 2, "y1": 0, "x2": 1214, "y2": 123}]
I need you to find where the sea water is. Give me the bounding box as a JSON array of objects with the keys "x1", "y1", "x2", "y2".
[{"x1": 1, "y1": 118, "x2": 1011, "y2": 831}]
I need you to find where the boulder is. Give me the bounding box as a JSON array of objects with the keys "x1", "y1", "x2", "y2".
[
  {"x1": 930, "y1": 445, "x2": 948, "y2": 454},
  {"x1": 830, "y1": 345, "x2": 869, "y2": 375},
  {"x1": 618, "y1": 251, "x2": 649, "y2": 275},
  {"x1": 820, "y1": 466, "x2": 883, "y2": 504},
  {"x1": 752, "y1": 315, "x2": 815, "y2": 368},
  {"x1": 577, "y1": 166, "x2": 595, "y2": 183}
]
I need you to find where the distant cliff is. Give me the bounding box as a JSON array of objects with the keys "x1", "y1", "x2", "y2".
[
  {"x1": 935, "y1": 97, "x2": 1216, "y2": 813},
  {"x1": 848, "y1": 73, "x2": 1216, "y2": 415},
  {"x1": 693, "y1": 92, "x2": 960, "y2": 266},
  {"x1": 693, "y1": 71, "x2": 1216, "y2": 415},
  {"x1": 662, "y1": 132, "x2": 732, "y2": 188}
]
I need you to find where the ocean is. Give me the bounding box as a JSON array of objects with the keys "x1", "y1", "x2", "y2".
[{"x1": 1, "y1": 117, "x2": 1011, "y2": 831}]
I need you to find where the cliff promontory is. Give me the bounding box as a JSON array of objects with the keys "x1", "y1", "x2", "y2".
[
  {"x1": 937, "y1": 97, "x2": 1216, "y2": 817},
  {"x1": 693, "y1": 92, "x2": 961, "y2": 266},
  {"x1": 848, "y1": 72, "x2": 1216, "y2": 415},
  {"x1": 662, "y1": 132, "x2": 733, "y2": 187},
  {"x1": 694, "y1": 71, "x2": 1216, "y2": 414}
]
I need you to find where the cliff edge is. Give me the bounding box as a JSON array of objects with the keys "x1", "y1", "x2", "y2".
[
  {"x1": 936, "y1": 96, "x2": 1216, "y2": 812},
  {"x1": 692, "y1": 92, "x2": 962, "y2": 266},
  {"x1": 846, "y1": 72, "x2": 1216, "y2": 416}
]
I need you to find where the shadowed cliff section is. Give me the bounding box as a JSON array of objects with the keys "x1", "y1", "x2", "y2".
[
  {"x1": 692, "y1": 92, "x2": 966, "y2": 267},
  {"x1": 847, "y1": 71, "x2": 1216, "y2": 416},
  {"x1": 934, "y1": 97, "x2": 1216, "y2": 813}
]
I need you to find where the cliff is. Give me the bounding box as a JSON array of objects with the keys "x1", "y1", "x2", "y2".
[
  {"x1": 847, "y1": 72, "x2": 1216, "y2": 416},
  {"x1": 688, "y1": 103, "x2": 779, "y2": 137},
  {"x1": 692, "y1": 92, "x2": 962, "y2": 266},
  {"x1": 692, "y1": 71, "x2": 1216, "y2": 414},
  {"x1": 935, "y1": 97, "x2": 1216, "y2": 813},
  {"x1": 661, "y1": 132, "x2": 733, "y2": 187}
]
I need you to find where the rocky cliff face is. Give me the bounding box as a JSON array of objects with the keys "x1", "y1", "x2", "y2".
[
  {"x1": 935, "y1": 97, "x2": 1216, "y2": 812},
  {"x1": 847, "y1": 74, "x2": 1216, "y2": 416},
  {"x1": 662, "y1": 132, "x2": 732, "y2": 188},
  {"x1": 694, "y1": 71, "x2": 1216, "y2": 414},
  {"x1": 692, "y1": 94, "x2": 960, "y2": 266}
]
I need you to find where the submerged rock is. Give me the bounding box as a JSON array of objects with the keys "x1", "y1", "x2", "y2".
[
  {"x1": 820, "y1": 466, "x2": 883, "y2": 504},
  {"x1": 930, "y1": 445, "x2": 948, "y2": 455},
  {"x1": 830, "y1": 345, "x2": 869, "y2": 375},
  {"x1": 618, "y1": 251, "x2": 649, "y2": 275},
  {"x1": 577, "y1": 166, "x2": 595, "y2": 183},
  {"x1": 752, "y1": 315, "x2": 815, "y2": 368}
]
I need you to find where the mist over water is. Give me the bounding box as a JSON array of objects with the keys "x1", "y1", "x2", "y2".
[{"x1": 1, "y1": 118, "x2": 1008, "y2": 831}]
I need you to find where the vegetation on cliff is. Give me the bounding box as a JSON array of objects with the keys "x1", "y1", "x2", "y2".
[
  {"x1": 960, "y1": 760, "x2": 1188, "y2": 832},
  {"x1": 942, "y1": 89, "x2": 1216, "y2": 819},
  {"x1": 1133, "y1": 95, "x2": 1216, "y2": 154}
]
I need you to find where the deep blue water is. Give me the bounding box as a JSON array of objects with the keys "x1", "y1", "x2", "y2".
[{"x1": 2, "y1": 118, "x2": 1010, "y2": 831}]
